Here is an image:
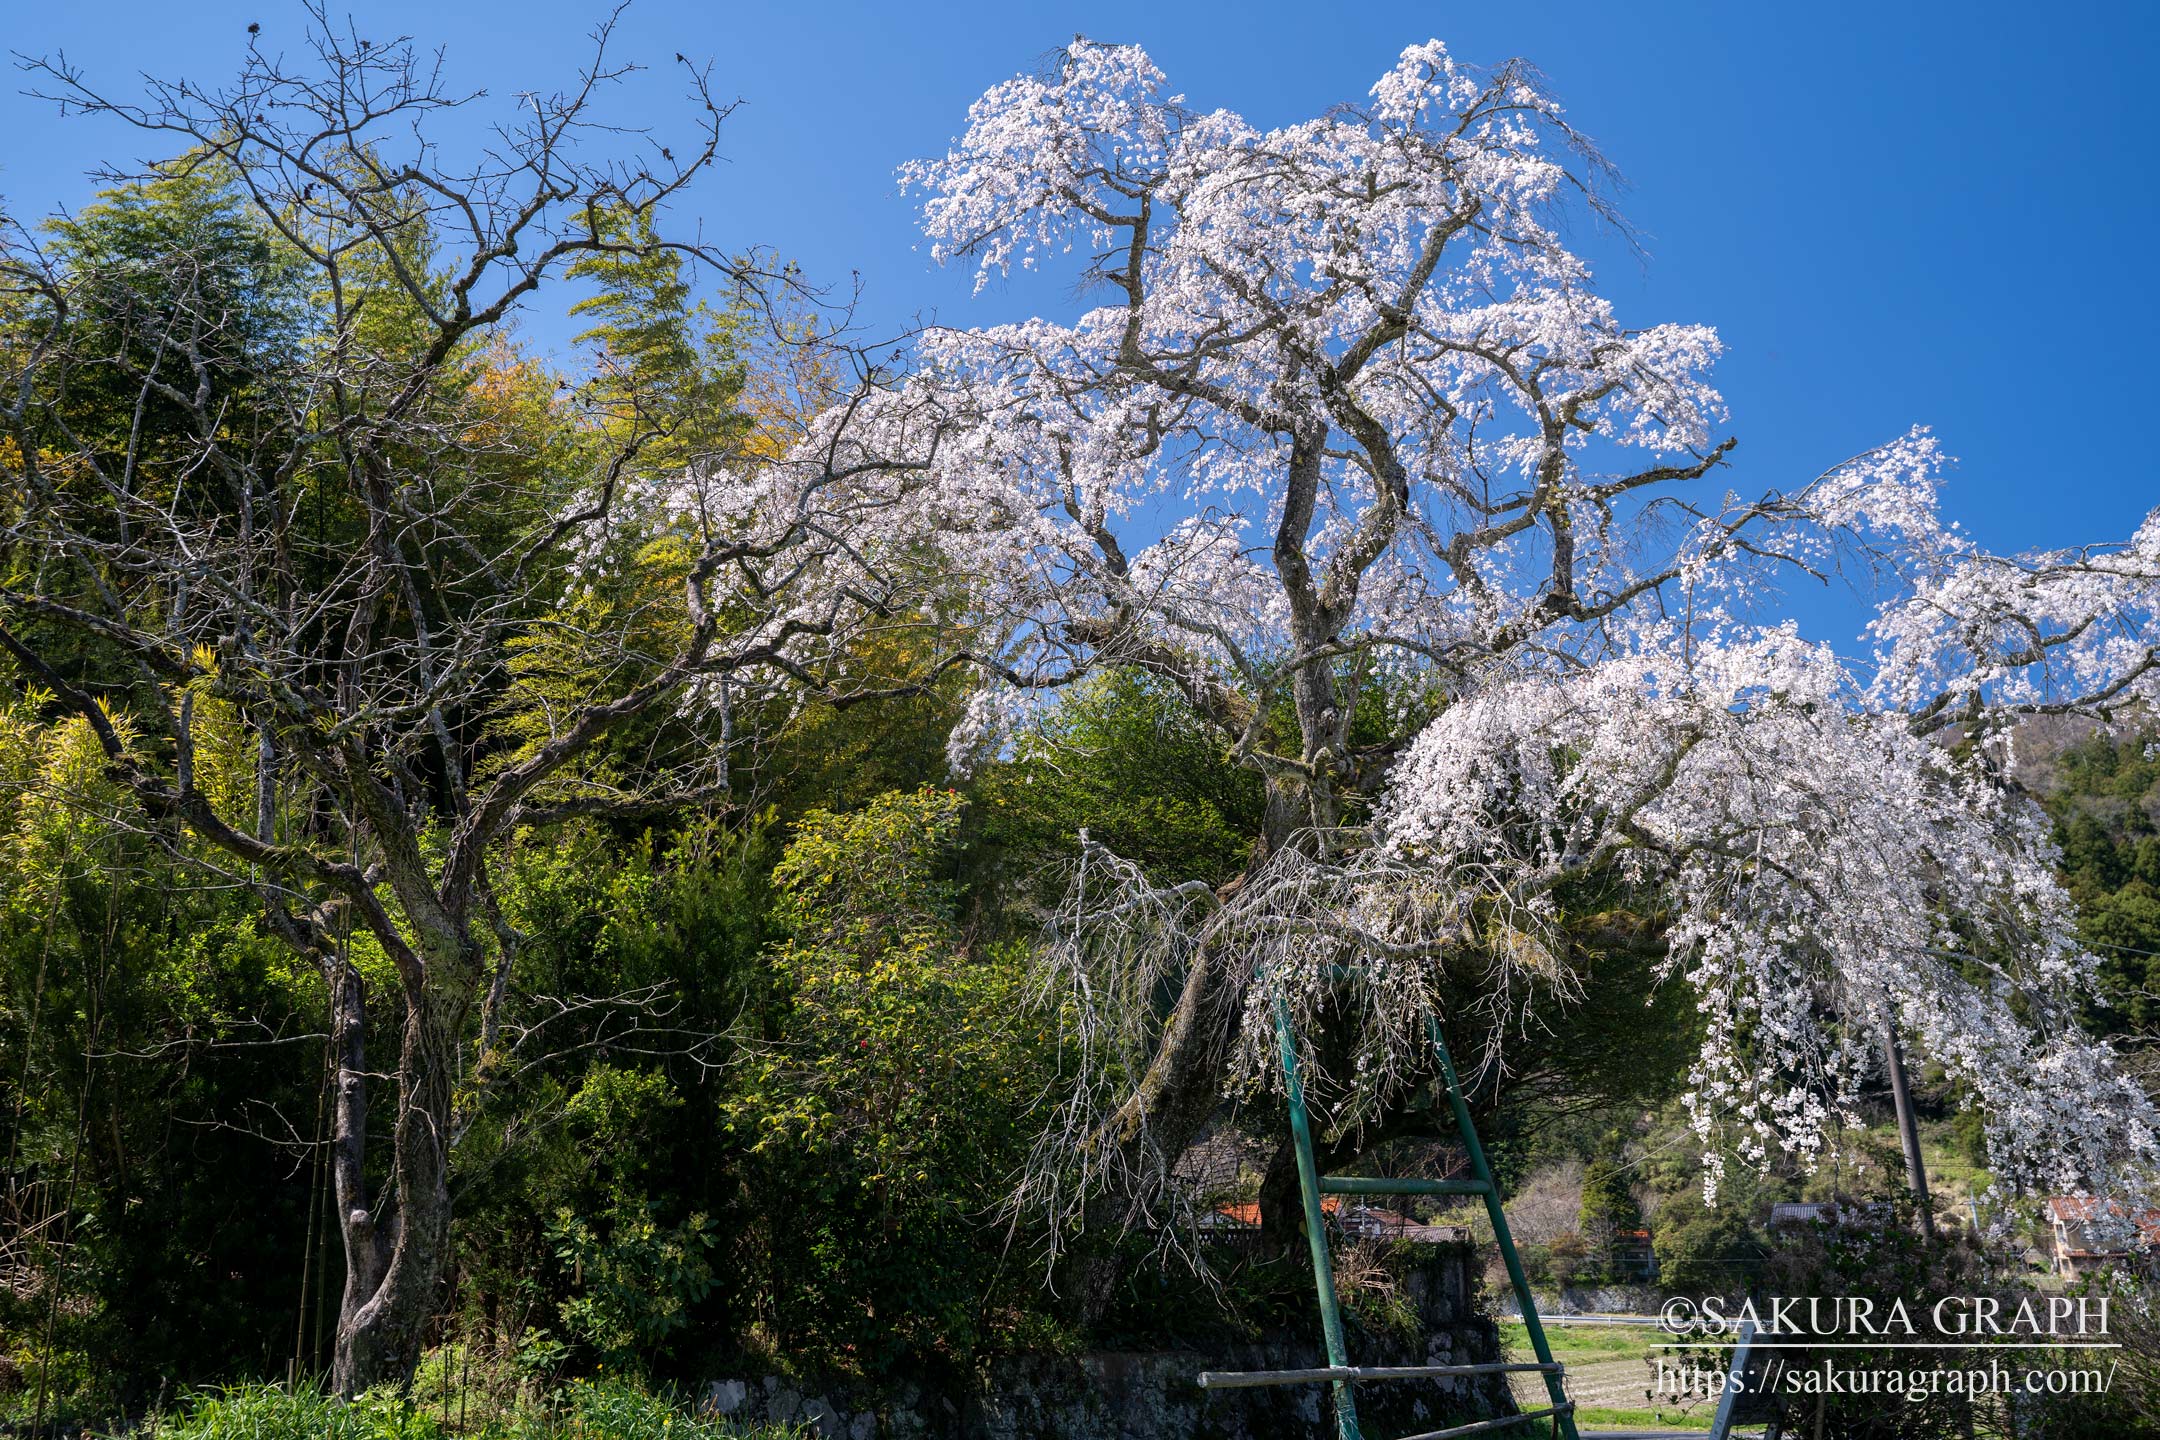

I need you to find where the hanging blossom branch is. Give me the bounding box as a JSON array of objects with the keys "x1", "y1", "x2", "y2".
[
  {"x1": 1010, "y1": 824, "x2": 1584, "y2": 1264},
  {"x1": 1379, "y1": 616, "x2": 2159, "y2": 1204}
]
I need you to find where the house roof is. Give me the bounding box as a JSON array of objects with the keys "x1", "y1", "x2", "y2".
[
  {"x1": 1208, "y1": 1197, "x2": 1467, "y2": 1243},
  {"x1": 1337, "y1": 1203, "x2": 1468, "y2": 1243},
  {"x1": 1211, "y1": 1196, "x2": 1343, "y2": 1228},
  {"x1": 2046, "y1": 1197, "x2": 2160, "y2": 1255}
]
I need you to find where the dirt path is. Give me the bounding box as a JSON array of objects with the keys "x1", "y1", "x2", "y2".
[
  {"x1": 1508, "y1": 1354, "x2": 1657, "y2": 1408},
  {"x1": 1509, "y1": 1353, "x2": 1718, "y2": 1433}
]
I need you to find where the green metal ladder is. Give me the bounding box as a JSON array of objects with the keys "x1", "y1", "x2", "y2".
[{"x1": 1198, "y1": 992, "x2": 1581, "y2": 1440}]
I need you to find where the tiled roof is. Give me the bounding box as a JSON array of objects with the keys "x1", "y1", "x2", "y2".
[
  {"x1": 1210, "y1": 1196, "x2": 1344, "y2": 1228},
  {"x1": 2046, "y1": 1196, "x2": 2160, "y2": 1254}
]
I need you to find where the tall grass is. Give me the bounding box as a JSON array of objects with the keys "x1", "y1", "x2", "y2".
[
  {"x1": 150, "y1": 1385, "x2": 446, "y2": 1440},
  {"x1": 150, "y1": 1379, "x2": 795, "y2": 1440}
]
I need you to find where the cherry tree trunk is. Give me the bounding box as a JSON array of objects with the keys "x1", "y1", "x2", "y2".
[
  {"x1": 1077, "y1": 776, "x2": 1325, "y2": 1318},
  {"x1": 325, "y1": 963, "x2": 457, "y2": 1396}
]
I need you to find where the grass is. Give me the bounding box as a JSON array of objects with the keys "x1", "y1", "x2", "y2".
[
  {"x1": 1496, "y1": 1317, "x2": 1663, "y2": 1363},
  {"x1": 1571, "y1": 1405, "x2": 1716, "y2": 1433},
  {"x1": 138, "y1": 1379, "x2": 799, "y2": 1440},
  {"x1": 152, "y1": 1386, "x2": 446, "y2": 1440}
]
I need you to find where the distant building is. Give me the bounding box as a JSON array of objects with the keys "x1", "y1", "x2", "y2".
[
  {"x1": 1201, "y1": 1198, "x2": 1328, "y2": 1231},
  {"x1": 1334, "y1": 1202, "x2": 1469, "y2": 1245},
  {"x1": 1609, "y1": 1226, "x2": 1657, "y2": 1281},
  {"x1": 1203, "y1": 1196, "x2": 1468, "y2": 1245},
  {"x1": 2046, "y1": 1197, "x2": 2160, "y2": 1278},
  {"x1": 1769, "y1": 1201, "x2": 1835, "y2": 1229}
]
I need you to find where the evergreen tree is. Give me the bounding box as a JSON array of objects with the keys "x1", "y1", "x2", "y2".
[
  {"x1": 567, "y1": 203, "x2": 750, "y2": 470},
  {"x1": 1578, "y1": 1157, "x2": 1643, "y2": 1282}
]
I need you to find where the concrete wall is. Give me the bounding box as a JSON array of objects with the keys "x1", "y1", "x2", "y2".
[
  {"x1": 705, "y1": 1246, "x2": 1514, "y2": 1440},
  {"x1": 1495, "y1": 1284, "x2": 1667, "y2": 1316}
]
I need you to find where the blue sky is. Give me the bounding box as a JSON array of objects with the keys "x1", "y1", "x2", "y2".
[{"x1": 5, "y1": 1, "x2": 2155, "y2": 647}]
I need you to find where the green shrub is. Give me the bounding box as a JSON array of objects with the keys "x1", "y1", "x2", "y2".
[
  {"x1": 155, "y1": 1380, "x2": 795, "y2": 1440},
  {"x1": 1650, "y1": 1188, "x2": 1766, "y2": 1297},
  {"x1": 547, "y1": 1198, "x2": 717, "y2": 1368},
  {"x1": 722, "y1": 788, "x2": 1055, "y2": 1367}
]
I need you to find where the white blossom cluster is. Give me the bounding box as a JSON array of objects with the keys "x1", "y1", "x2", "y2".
[
  {"x1": 1870, "y1": 511, "x2": 2160, "y2": 721},
  {"x1": 883, "y1": 35, "x2": 1731, "y2": 687},
  {"x1": 1378, "y1": 618, "x2": 2158, "y2": 1200}
]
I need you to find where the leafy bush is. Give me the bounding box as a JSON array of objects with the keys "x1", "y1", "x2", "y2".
[
  {"x1": 539, "y1": 1378, "x2": 792, "y2": 1439},
  {"x1": 723, "y1": 788, "x2": 1055, "y2": 1367},
  {"x1": 969, "y1": 669, "x2": 1265, "y2": 892},
  {"x1": 548, "y1": 1198, "x2": 717, "y2": 1368},
  {"x1": 155, "y1": 1380, "x2": 793, "y2": 1439},
  {"x1": 0, "y1": 702, "x2": 326, "y2": 1409},
  {"x1": 451, "y1": 827, "x2": 775, "y2": 1384},
  {"x1": 1740, "y1": 1197, "x2": 2002, "y2": 1440},
  {"x1": 1650, "y1": 1187, "x2": 1767, "y2": 1298},
  {"x1": 1545, "y1": 1231, "x2": 1590, "y2": 1290}
]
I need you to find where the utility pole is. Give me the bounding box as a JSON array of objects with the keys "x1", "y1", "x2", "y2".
[{"x1": 1883, "y1": 1024, "x2": 1935, "y2": 1240}]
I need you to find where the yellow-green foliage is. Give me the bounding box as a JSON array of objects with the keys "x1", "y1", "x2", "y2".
[
  {"x1": 722, "y1": 788, "x2": 1054, "y2": 1363},
  {"x1": 743, "y1": 788, "x2": 1034, "y2": 1176},
  {"x1": 0, "y1": 699, "x2": 131, "y2": 906}
]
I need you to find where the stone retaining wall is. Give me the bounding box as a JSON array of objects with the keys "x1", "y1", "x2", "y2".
[{"x1": 706, "y1": 1246, "x2": 1514, "y2": 1440}]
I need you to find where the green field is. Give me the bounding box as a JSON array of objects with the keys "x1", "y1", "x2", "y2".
[{"x1": 1498, "y1": 1318, "x2": 1668, "y2": 1362}]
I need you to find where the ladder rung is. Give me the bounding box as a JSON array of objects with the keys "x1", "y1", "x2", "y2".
[
  {"x1": 1198, "y1": 1362, "x2": 1561, "y2": 1390},
  {"x1": 1319, "y1": 1175, "x2": 1491, "y2": 1196},
  {"x1": 1392, "y1": 1403, "x2": 1575, "y2": 1440}
]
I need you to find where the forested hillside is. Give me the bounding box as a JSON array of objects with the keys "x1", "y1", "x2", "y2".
[{"x1": 2032, "y1": 726, "x2": 2160, "y2": 1035}]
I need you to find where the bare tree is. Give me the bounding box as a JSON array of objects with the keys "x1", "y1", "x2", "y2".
[{"x1": 0, "y1": 6, "x2": 924, "y2": 1391}]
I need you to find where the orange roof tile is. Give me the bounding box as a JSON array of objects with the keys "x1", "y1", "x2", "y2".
[{"x1": 1212, "y1": 1197, "x2": 1344, "y2": 1227}]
